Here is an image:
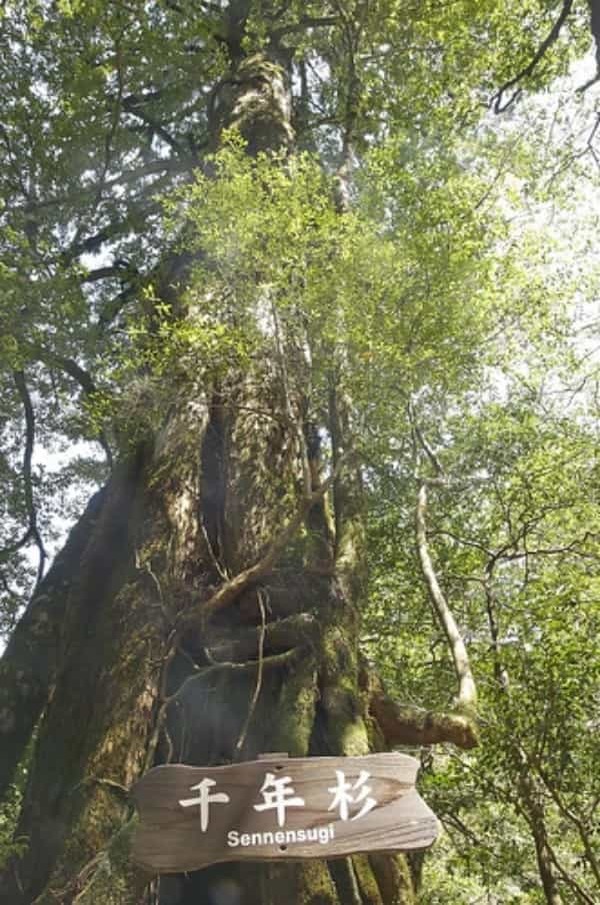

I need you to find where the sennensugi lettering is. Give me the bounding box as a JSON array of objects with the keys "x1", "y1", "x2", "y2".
[
  {"x1": 328, "y1": 770, "x2": 377, "y2": 821},
  {"x1": 178, "y1": 769, "x2": 379, "y2": 834},
  {"x1": 253, "y1": 772, "x2": 305, "y2": 827},
  {"x1": 227, "y1": 825, "x2": 335, "y2": 848},
  {"x1": 178, "y1": 778, "x2": 230, "y2": 832}
]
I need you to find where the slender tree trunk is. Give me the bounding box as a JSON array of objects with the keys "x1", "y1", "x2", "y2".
[
  {"x1": 518, "y1": 771, "x2": 563, "y2": 905},
  {"x1": 0, "y1": 50, "x2": 419, "y2": 905}
]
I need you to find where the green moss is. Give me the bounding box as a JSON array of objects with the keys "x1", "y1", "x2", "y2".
[
  {"x1": 270, "y1": 666, "x2": 318, "y2": 755},
  {"x1": 319, "y1": 622, "x2": 370, "y2": 755},
  {"x1": 340, "y1": 717, "x2": 370, "y2": 756},
  {"x1": 369, "y1": 853, "x2": 416, "y2": 905},
  {"x1": 297, "y1": 861, "x2": 339, "y2": 904},
  {"x1": 352, "y1": 854, "x2": 384, "y2": 905}
]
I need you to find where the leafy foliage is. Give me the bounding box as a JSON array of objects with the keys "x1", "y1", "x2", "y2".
[{"x1": 1, "y1": 1, "x2": 599, "y2": 901}]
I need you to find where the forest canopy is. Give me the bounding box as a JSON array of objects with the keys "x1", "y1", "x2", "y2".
[{"x1": 0, "y1": 2, "x2": 599, "y2": 904}]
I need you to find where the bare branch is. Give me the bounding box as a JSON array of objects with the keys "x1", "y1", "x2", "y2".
[
  {"x1": 581, "y1": 0, "x2": 600, "y2": 89},
  {"x1": 408, "y1": 399, "x2": 444, "y2": 477},
  {"x1": 544, "y1": 828, "x2": 596, "y2": 905},
  {"x1": 271, "y1": 301, "x2": 311, "y2": 499},
  {"x1": 28, "y1": 349, "x2": 113, "y2": 468},
  {"x1": 163, "y1": 647, "x2": 298, "y2": 710},
  {"x1": 234, "y1": 587, "x2": 267, "y2": 758},
  {"x1": 536, "y1": 765, "x2": 600, "y2": 887},
  {"x1": 416, "y1": 482, "x2": 477, "y2": 709},
  {"x1": 271, "y1": 15, "x2": 339, "y2": 40}
]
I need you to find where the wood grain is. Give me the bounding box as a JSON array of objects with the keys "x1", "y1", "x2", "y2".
[{"x1": 132, "y1": 753, "x2": 439, "y2": 872}]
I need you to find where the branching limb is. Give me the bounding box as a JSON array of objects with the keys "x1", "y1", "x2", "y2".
[
  {"x1": 271, "y1": 15, "x2": 339, "y2": 40},
  {"x1": 72, "y1": 775, "x2": 131, "y2": 801},
  {"x1": 162, "y1": 647, "x2": 299, "y2": 709},
  {"x1": 81, "y1": 262, "x2": 138, "y2": 284},
  {"x1": 408, "y1": 404, "x2": 477, "y2": 709},
  {"x1": 579, "y1": 0, "x2": 600, "y2": 90},
  {"x1": 122, "y1": 95, "x2": 185, "y2": 157},
  {"x1": 408, "y1": 400, "x2": 444, "y2": 477},
  {"x1": 545, "y1": 840, "x2": 596, "y2": 905},
  {"x1": 135, "y1": 551, "x2": 172, "y2": 625},
  {"x1": 271, "y1": 301, "x2": 312, "y2": 499},
  {"x1": 491, "y1": 0, "x2": 574, "y2": 113}
]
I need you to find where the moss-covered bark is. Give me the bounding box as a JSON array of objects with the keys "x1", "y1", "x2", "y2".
[
  {"x1": 0, "y1": 375, "x2": 418, "y2": 905},
  {"x1": 0, "y1": 44, "x2": 419, "y2": 905}
]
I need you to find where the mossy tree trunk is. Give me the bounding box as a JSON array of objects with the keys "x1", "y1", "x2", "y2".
[
  {"x1": 0, "y1": 349, "x2": 418, "y2": 905},
  {"x1": 0, "y1": 26, "x2": 474, "y2": 905}
]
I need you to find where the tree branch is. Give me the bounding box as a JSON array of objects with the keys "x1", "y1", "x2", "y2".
[
  {"x1": 416, "y1": 481, "x2": 477, "y2": 709},
  {"x1": 163, "y1": 647, "x2": 298, "y2": 708},
  {"x1": 582, "y1": 0, "x2": 600, "y2": 88},
  {"x1": 233, "y1": 587, "x2": 267, "y2": 758},
  {"x1": 491, "y1": 0, "x2": 574, "y2": 113},
  {"x1": 122, "y1": 95, "x2": 185, "y2": 156},
  {"x1": 537, "y1": 765, "x2": 600, "y2": 887},
  {"x1": 27, "y1": 348, "x2": 113, "y2": 468},
  {"x1": 367, "y1": 673, "x2": 478, "y2": 750},
  {"x1": 545, "y1": 840, "x2": 596, "y2": 905},
  {"x1": 206, "y1": 612, "x2": 319, "y2": 662},
  {"x1": 9, "y1": 372, "x2": 47, "y2": 586},
  {"x1": 272, "y1": 15, "x2": 339, "y2": 39}
]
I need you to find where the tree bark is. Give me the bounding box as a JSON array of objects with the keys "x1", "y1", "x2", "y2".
[
  {"x1": 0, "y1": 47, "x2": 422, "y2": 905},
  {"x1": 0, "y1": 486, "x2": 105, "y2": 801}
]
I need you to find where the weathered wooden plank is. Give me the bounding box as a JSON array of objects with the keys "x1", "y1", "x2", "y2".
[{"x1": 132, "y1": 753, "x2": 439, "y2": 872}]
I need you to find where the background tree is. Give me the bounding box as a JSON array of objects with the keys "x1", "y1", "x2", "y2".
[{"x1": 0, "y1": 1, "x2": 598, "y2": 903}]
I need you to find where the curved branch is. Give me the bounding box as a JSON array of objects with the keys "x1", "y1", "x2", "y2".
[
  {"x1": 271, "y1": 15, "x2": 339, "y2": 40},
  {"x1": 416, "y1": 482, "x2": 477, "y2": 709},
  {"x1": 26, "y1": 349, "x2": 113, "y2": 468},
  {"x1": 537, "y1": 764, "x2": 600, "y2": 888},
  {"x1": 491, "y1": 0, "x2": 574, "y2": 113},
  {"x1": 162, "y1": 647, "x2": 299, "y2": 708},
  {"x1": 579, "y1": 0, "x2": 600, "y2": 90},
  {"x1": 233, "y1": 587, "x2": 267, "y2": 758},
  {"x1": 52, "y1": 356, "x2": 113, "y2": 467},
  {"x1": 367, "y1": 674, "x2": 478, "y2": 750}
]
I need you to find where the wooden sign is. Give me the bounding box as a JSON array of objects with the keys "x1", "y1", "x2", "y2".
[{"x1": 132, "y1": 752, "x2": 439, "y2": 872}]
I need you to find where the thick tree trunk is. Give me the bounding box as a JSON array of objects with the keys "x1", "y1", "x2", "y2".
[
  {"x1": 0, "y1": 386, "x2": 418, "y2": 904},
  {"x1": 0, "y1": 485, "x2": 106, "y2": 801},
  {"x1": 0, "y1": 49, "x2": 421, "y2": 905}
]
